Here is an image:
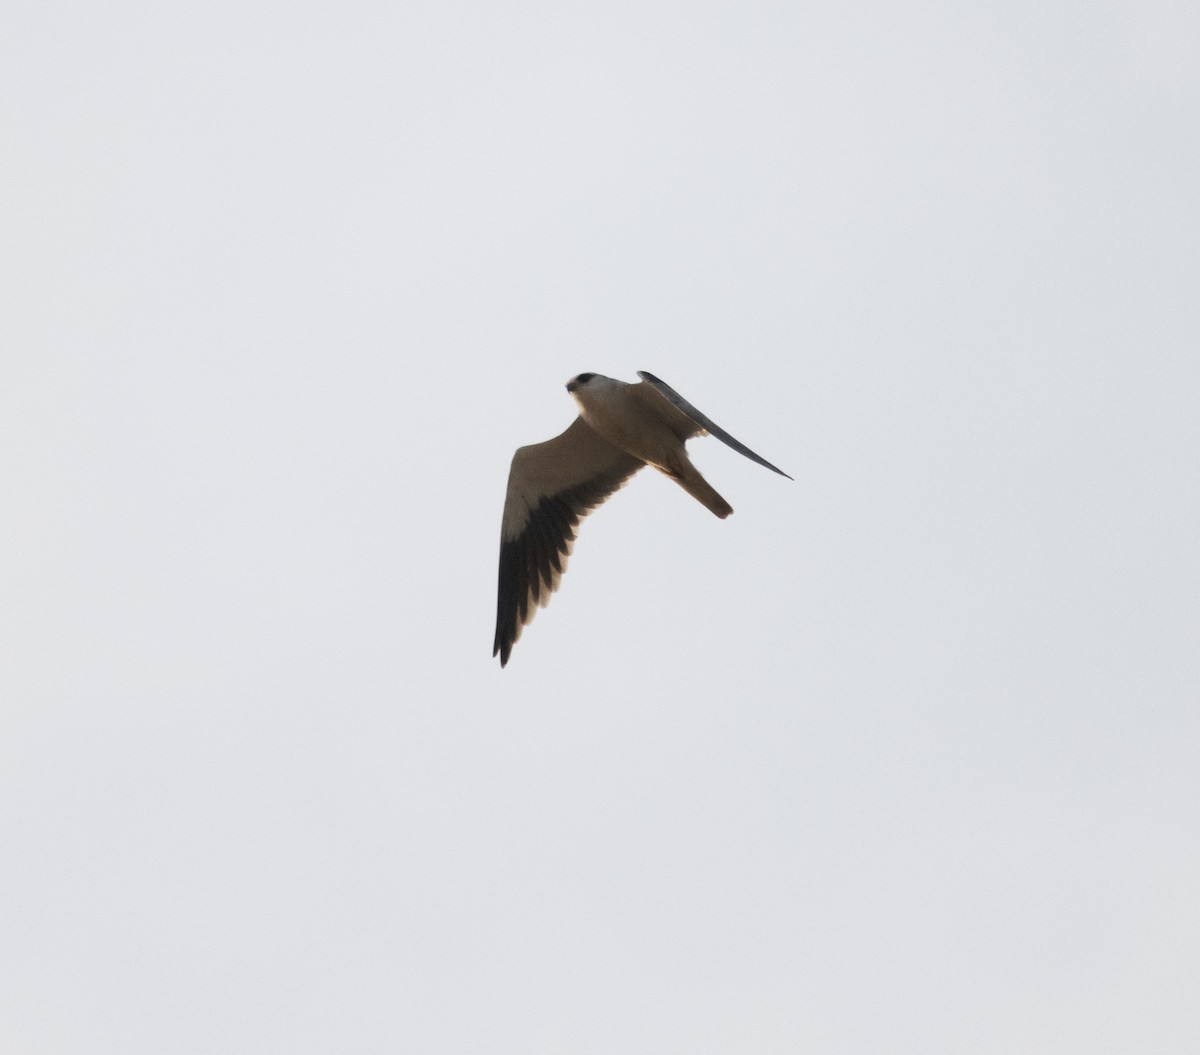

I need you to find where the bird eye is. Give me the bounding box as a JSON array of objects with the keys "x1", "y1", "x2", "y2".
[{"x1": 575, "y1": 373, "x2": 596, "y2": 384}]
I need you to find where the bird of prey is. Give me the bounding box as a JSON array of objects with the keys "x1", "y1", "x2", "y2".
[{"x1": 493, "y1": 370, "x2": 792, "y2": 666}]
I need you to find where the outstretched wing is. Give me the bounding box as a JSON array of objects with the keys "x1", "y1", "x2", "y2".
[
  {"x1": 494, "y1": 417, "x2": 643, "y2": 667},
  {"x1": 637, "y1": 370, "x2": 793, "y2": 480}
]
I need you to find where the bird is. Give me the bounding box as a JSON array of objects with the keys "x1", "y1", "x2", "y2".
[{"x1": 493, "y1": 370, "x2": 792, "y2": 666}]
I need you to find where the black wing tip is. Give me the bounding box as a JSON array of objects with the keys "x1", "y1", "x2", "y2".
[
  {"x1": 639, "y1": 370, "x2": 794, "y2": 481},
  {"x1": 493, "y1": 495, "x2": 582, "y2": 669},
  {"x1": 492, "y1": 625, "x2": 511, "y2": 667},
  {"x1": 735, "y1": 453, "x2": 794, "y2": 481},
  {"x1": 493, "y1": 470, "x2": 636, "y2": 671}
]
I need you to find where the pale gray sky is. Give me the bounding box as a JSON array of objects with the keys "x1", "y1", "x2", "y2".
[{"x1": 3, "y1": 1, "x2": 1198, "y2": 1051}]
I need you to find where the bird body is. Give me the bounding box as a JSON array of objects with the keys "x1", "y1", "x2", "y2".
[
  {"x1": 494, "y1": 371, "x2": 791, "y2": 666},
  {"x1": 567, "y1": 374, "x2": 732, "y2": 518}
]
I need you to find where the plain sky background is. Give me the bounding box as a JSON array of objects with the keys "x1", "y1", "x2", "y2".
[{"x1": 3, "y1": 0, "x2": 1198, "y2": 1051}]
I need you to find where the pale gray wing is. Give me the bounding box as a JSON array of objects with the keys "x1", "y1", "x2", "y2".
[
  {"x1": 637, "y1": 371, "x2": 794, "y2": 480},
  {"x1": 494, "y1": 417, "x2": 643, "y2": 667}
]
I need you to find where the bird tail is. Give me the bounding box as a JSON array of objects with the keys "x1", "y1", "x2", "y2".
[{"x1": 668, "y1": 461, "x2": 733, "y2": 519}]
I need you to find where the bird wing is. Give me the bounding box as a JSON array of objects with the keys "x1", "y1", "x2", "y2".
[
  {"x1": 494, "y1": 417, "x2": 643, "y2": 666},
  {"x1": 636, "y1": 370, "x2": 794, "y2": 480}
]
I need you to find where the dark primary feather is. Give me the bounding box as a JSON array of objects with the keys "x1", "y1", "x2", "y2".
[
  {"x1": 493, "y1": 466, "x2": 638, "y2": 667},
  {"x1": 637, "y1": 370, "x2": 793, "y2": 480}
]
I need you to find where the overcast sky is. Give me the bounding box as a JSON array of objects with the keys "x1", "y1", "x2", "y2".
[{"x1": 3, "y1": 1, "x2": 1198, "y2": 1051}]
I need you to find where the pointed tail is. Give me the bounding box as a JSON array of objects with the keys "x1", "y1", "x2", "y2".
[{"x1": 668, "y1": 461, "x2": 733, "y2": 519}]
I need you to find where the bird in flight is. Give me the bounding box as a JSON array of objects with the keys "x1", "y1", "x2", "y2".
[{"x1": 493, "y1": 370, "x2": 792, "y2": 666}]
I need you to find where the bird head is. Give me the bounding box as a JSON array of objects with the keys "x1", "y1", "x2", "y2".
[{"x1": 565, "y1": 372, "x2": 598, "y2": 394}]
